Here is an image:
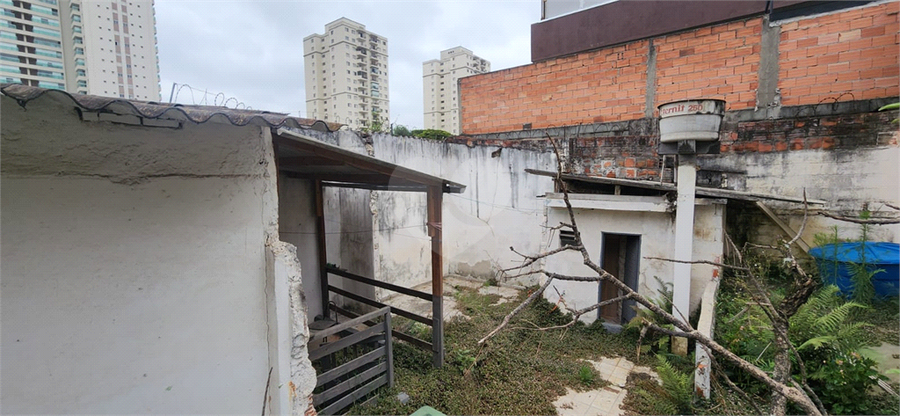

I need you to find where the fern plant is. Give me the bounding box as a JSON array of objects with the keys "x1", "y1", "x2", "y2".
[
  {"x1": 654, "y1": 354, "x2": 694, "y2": 414},
  {"x1": 789, "y1": 285, "x2": 871, "y2": 353},
  {"x1": 626, "y1": 277, "x2": 675, "y2": 357}
]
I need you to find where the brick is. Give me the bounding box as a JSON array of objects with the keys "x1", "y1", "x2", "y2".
[
  {"x1": 817, "y1": 33, "x2": 840, "y2": 45},
  {"x1": 861, "y1": 25, "x2": 887, "y2": 38},
  {"x1": 797, "y1": 37, "x2": 818, "y2": 48},
  {"x1": 838, "y1": 29, "x2": 862, "y2": 42},
  {"x1": 871, "y1": 33, "x2": 898, "y2": 47},
  {"x1": 850, "y1": 16, "x2": 875, "y2": 30}
]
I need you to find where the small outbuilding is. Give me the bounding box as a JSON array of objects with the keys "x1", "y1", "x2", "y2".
[{"x1": 0, "y1": 84, "x2": 462, "y2": 414}]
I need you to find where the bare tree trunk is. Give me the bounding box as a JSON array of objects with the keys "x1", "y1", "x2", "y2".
[{"x1": 771, "y1": 319, "x2": 791, "y2": 416}]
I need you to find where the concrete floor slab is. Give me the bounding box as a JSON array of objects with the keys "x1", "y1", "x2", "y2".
[
  {"x1": 554, "y1": 357, "x2": 659, "y2": 416},
  {"x1": 864, "y1": 342, "x2": 900, "y2": 384}
]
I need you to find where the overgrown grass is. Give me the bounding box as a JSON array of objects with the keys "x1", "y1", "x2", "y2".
[{"x1": 348, "y1": 286, "x2": 637, "y2": 415}]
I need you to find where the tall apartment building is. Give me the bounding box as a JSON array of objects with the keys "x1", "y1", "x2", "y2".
[
  {"x1": 422, "y1": 46, "x2": 489, "y2": 134},
  {"x1": 304, "y1": 18, "x2": 388, "y2": 130},
  {"x1": 0, "y1": 0, "x2": 160, "y2": 101}
]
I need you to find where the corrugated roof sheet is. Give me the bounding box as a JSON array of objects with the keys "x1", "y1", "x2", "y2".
[
  {"x1": 525, "y1": 168, "x2": 825, "y2": 204},
  {"x1": 1, "y1": 83, "x2": 342, "y2": 132}
]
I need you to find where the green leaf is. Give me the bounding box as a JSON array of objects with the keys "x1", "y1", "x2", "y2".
[{"x1": 878, "y1": 102, "x2": 900, "y2": 111}]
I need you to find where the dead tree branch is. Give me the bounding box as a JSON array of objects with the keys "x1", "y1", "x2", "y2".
[
  {"x1": 707, "y1": 351, "x2": 765, "y2": 415},
  {"x1": 643, "y1": 256, "x2": 750, "y2": 271},
  {"x1": 538, "y1": 294, "x2": 632, "y2": 331},
  {"x1": 541, "y1": 222, "x2": 575, "y2": 230},
  {"x1": 480, "y1": 135, "x2": 825, "y2": 415},
  {"x1": 818, "y1": 211, "x2": 900, "y2": 224},
  {"x1": 785, "y1": 190, "x2": 809, "y2": 248},
  {"x1": 644, "y1": 322, "x2": 819, "y2": 415},
  {"x1": 506, "y1": 244, "x2": 578, "y2": 272},
  {"x1": 478, "y1": 277, "x2": 555, "y2": 344}
]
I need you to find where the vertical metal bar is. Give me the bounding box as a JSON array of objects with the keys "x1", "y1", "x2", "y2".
[
  {"x1": 427, "y1": 186, "x2": 444, "y2": 367},
  {"x1": 315, "y1": 179, "x2": 330, "y2": 317},
  {"x1": 383, "y1": 309, "x2": 394, "y2": 388}
]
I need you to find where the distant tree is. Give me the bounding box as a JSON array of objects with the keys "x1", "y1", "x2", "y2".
[
  {"x1": 392, "y1": 124, "x2": 412, "y2": 137},
  {"x1": 360, "y1": 114, "x2": 389, "y2": 134},
  {"x1": 409, "y1": 129, "x2": 453, "y2": 141}
]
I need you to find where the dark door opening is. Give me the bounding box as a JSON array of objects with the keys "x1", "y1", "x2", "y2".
[{"x1": 599, "y1": 233, "x2": 640, "y2": 325}]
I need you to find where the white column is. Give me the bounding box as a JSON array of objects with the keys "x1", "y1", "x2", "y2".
[{"x1": 672, "y1": 153, "x2": 696, "y2": 356}]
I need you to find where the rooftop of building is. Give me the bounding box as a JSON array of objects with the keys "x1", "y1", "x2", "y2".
[{"x1": 1, "y1": 83, "x2": 342, "y2": 132}]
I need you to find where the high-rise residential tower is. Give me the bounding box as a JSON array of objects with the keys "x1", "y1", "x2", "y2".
[
  {"x1": 304, "y1": 18, "x2": 388, "y2": 130},
  {"x1": 422, "y1": 46, "x2": 489, "y2": 134},
  {"x1": 0, "y1": 0, "x2": 160, "y2": 101}
]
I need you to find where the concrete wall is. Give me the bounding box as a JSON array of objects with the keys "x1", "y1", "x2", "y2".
[
  {"x1": 705, "y1": 145, "x2": 900, "y2": 244},
  {"x1": 294, "y1": 129, "x2": 556, "y2": 291},
  {"x1": 278, "y1": 175, "x2": 325, "y2": 319},
  {"x1": 370, "y1": 133, "x2": 557, "y2": 287},
  {"x1": 450, "y1": 105, "x2": 899, "y2": 245},
  {"x1": 1, "y1": 94, "x2": 314, "y2": 414},
  {"x1": 543, "y1": 195, "x2": 725, "y2": 322}
]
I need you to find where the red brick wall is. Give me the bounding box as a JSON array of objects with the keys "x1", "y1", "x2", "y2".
[
  {"x1": 778, "y1": 2, "x2": 899, "y2": 106},
  {"x1": 463, "y1": 41, "x2": 647, "y2": 132},
  {"x1": 655, "y1": 18, "x2": 762, "y2": 110},
  {"x1": 460, "y1": 3, "x2": 899, "y2": 135}
]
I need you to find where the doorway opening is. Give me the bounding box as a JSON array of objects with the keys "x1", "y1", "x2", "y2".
[{"x1": 598, "y1": 233, "x2": 640, "y2": 325}]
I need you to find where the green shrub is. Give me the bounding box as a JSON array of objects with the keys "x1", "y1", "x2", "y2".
[
  {"x1": 451, "y1": 348, "x2": 477, "y2": 373},
  {"x1": 808, "y1": 350, "x2": 887, "y2": 415},
  {"x1": 578, "y1": 364, "x2": 595, "y2": 386},
  {"x1": 410, "y1": 129, "x2": 453, "y2": 141}
]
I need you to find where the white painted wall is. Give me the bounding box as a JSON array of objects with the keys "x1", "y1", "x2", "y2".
[
  {"x1": 542, "y1": 194, "x2": 725, "y2": 323},
  {"x1": 1, "y1": 95, "x2": 314, "y2": 414}
]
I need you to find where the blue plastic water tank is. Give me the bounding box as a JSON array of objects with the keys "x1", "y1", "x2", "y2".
[{"x1": 808, "y1": 242, "x2": 900, "y2": 298}]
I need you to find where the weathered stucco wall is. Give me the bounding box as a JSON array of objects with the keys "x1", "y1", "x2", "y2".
[
  {"x1": 1, "y1": 94, "x2": 314, "y2": 414},
  {"x1": 543, "y1": 195, "x2": 725, "y2": 323},
  {"x1": 293, "y1": 129, "x2": 556, "y2": 292},
  {"x1": 704, "y1": 145, "x2": 900, "y2": 244},
  {"x1": 370, "y1": 133, "x2": 556, "y2": 287},
  {"x1": 278, "y1": 175, "x2": 325, "y2": 319}
]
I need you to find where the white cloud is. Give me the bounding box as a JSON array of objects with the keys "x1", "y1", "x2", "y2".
[{"x1": 156, "y1": 0, "x2": 540, "y2": 127}]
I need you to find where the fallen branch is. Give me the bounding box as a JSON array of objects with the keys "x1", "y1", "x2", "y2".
[
  {"x1": 818, "y1": 211, "x2": 900, "y2": 224},
  {"x1": 643, "y1": 256, "x2": 750, "y2": 271},
  {"x1": 537, "y1": 294, "x2": 631, "y2": 331},
  {"x1": 480, "y1": 135, "x2": 826, "y2": 415},
  {"x1": 506, "y1": 244, "x2": 578, "y2": 271},
  {"x1": 707, "y1": 352, "x2": 765, "y2": 415},
  {"x1": 478, "y1": 276, "x2": 554, "y2": 344}
]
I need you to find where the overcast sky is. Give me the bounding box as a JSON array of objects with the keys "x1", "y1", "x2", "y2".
[{"x1": 155, "y1": 1, "x2": 540, "y2": 129}]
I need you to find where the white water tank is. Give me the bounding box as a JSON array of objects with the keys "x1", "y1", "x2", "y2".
[{"x1": 658, "y1": 99, "x2": 725, "y2": 143}]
